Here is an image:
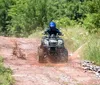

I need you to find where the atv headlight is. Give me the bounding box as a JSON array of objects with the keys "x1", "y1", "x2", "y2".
[
  {"x1": 49, "y1": 39, "x2": 57, "y2": 43},
  {"x1": 58, "y1": 40, "x2": 63, "y2": 45},
  {"x1": 44, "y1": 39, "x2": 49, "y2": 46}
]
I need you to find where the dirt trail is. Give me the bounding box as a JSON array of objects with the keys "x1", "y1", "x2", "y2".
[{"x1": 0, "y1": 36, "x2": 100, "y2": 85}]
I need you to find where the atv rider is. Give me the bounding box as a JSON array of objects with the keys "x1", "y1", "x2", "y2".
[
  {"x1": 44, "y1": 21, "x2": 62, "y2": 36},
  {"x1": 40, "y1": 21, "x2": 62, "y2": 48}
]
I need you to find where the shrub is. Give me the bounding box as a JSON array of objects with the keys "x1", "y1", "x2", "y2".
[
  {"x1": 55, "y1": 17, "x2": 76, "y2": 28},
  {"x1": 83, "y1": 13, "x2": 100, "y2": 33},
  {"x1": 0, "y1": 56, "x2": 14, "y2": 85}
]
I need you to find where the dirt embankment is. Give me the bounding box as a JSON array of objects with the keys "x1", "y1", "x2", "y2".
[{"x1": 0, "y1": 36, "x2": 100, "y2": 85}]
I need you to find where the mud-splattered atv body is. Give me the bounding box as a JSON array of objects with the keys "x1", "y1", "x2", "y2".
[{"x1": 38, "y1": 34, "x2": 68, "y2": 63}]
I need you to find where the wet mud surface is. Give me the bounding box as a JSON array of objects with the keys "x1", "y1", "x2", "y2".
[{"x1": 0, "y1": 36, "x2": 100, "y2": 85}]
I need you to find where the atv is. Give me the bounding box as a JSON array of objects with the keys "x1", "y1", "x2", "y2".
[{"x1": 38, "y1": 34, "x2": 68, "y2": 63}]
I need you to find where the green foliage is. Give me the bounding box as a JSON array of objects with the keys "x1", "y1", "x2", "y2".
[
  {"x1": 55, "y1": 17, "x2": 76, "y2": 28},
  {"x1": 0, "y1": 0, "x2": 100, "y2": 36},
  {"x1": 0, "y1": 56, "x2": 3, "y2": 62},
  {"x1": 8, "y1": 0, "x2": 48, "y2": 37},
  {"x1": 61, "y1": 26, "x2": 89, "y2": 51},
  {"x1": 81, "y1": 35, "x2": 100, "y2": 65},
  {"x1": 83, "y1": 13, "x2": 100, "y2": 33},
  {"x1": 0, "y1": 56, "x2": 14, "y2": 85},
  {"x1": 0, "y1": 0, "x2": 14, "y2": 35}
]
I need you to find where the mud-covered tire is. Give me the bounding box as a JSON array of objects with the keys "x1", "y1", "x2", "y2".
[
  {"x1": 38, "y1": 47, "x2": 45, "y2": 63},
  {"x1": 48, "y1": 53, "x2": 58, "y2": 63},
  {"x1": 59, "y1": 47, "x2": 68, "y2": 62},
  {"x1": 63, "y1": 48, "x2": 68, "y2": 61}
]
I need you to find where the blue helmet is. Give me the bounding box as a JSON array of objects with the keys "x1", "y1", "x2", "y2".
[{"x1": 49, "y1": 22, "x2": 56, "y2": 28}]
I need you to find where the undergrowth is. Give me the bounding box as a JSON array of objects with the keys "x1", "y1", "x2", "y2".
[
  {"x1": 61, "y1": 26, "x2": 89, "y2": 52},
  {"x1": 0, "y1": 56, "x2": 14, "y2": 85},
  {"x1": 81, "y1": 34, "x2": 100, "y2": 65}
]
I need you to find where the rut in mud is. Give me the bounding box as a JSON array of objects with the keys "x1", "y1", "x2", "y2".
[{"x1": 0, "y1": 36, "x2": 100, "y2": 85}]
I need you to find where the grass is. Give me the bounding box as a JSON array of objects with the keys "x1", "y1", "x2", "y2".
[
  {"x1": 28, "y1": 27, "x2": 43, "y2": 38},
  {"x1": 60, "y1": 26, "x2": 100, "y2": 65},
  {"x1": 61, "y1": 25, "x2": 90, "y2": 52},
  {"x1": 62, "y1": 27, "x2": 100, "y2": 65},
  {"x1": 81, "y1": 35, "x2": 100, "y2": 65},
  {"x1": 0, "y1": 56, "x2": 14, "y2": 85}
]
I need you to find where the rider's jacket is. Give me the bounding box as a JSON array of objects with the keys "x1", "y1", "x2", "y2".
[{"x1": 44, "y1": 28, "x2": 62, "y2": 36}]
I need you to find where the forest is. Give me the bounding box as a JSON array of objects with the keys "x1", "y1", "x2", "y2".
[{"x1": 0, "y1": 0, "x2": 100, "y2": 37}]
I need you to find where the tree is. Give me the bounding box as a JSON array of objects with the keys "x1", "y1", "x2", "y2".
[
  {"x1": 0, "y1": 0, "x2": 99, "y2": 36},
  {"x1": 0, "y1": 0, "x2": 14, "y2": 35}
]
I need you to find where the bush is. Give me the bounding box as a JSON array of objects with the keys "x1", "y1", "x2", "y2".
[
  {"x1": 83, "y1": 13, "x2": 100, "y2": 33},
  {"x1": 0, "y1": 56, "x2": 14, "y2": 85},
  {"x1": 55, "y1": 17, "x2": 76, "y2": 28}
]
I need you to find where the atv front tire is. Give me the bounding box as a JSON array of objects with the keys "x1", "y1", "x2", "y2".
[
  {"x1": 59, "y1": 47, "x2": 68, "y2": 62},
  {"x1": 38, "y1": 47, "x2": 44, "y2": 63}
]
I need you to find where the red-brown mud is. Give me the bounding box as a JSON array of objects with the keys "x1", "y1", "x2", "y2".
[{"x1": 0, "y1": 36, "x2": 100, "y2": 85}]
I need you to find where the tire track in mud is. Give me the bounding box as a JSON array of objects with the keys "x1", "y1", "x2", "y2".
[{"x1": 0, "y1": 36, "x2": 100, "y2": 85}]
